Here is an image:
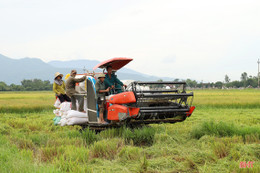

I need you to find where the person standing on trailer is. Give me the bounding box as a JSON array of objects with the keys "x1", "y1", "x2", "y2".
[
  {"x1": 95, "y1": 73, "x2": 110, "y2": 124},
  {"x1": 66, "y1": 70, "x2": 87, "y2": 112},
  {"x1": 105, "y1": 65, "x2": 127, "y2": 94},
  {"x1": 53, "y1": 72, "x2": 71, "y2": 103}
]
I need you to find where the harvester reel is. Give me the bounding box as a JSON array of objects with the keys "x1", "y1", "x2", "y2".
[{"x1": 125, "y1": 81, "x2": 194, "y2": 124}]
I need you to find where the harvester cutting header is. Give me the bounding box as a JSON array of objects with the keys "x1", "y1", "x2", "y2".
[{"x1": 53, "y1": 58, "x2": 195, "y2": 130}]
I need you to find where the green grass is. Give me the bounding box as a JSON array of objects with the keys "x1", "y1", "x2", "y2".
[
  {"x1": 191, "y1": 120, "x2": 260, "y2": 141},
  {"x1": 99, "y1": 126, "x2": 156, "y2": 146},
  {"x1": 0, "y1": 90, "x2": 259, "y2": 172},
  {"x1": 192, "y1": 89, "x2": 260, "y2": 108},
  {"x1": 0, "y1": 91, "x2": 54, "y2": 113}
]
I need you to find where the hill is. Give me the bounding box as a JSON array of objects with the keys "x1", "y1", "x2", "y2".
[
  {"x1": 0, "y1": 54, "x2": 174, "y2": 84},
  {"x1": 0, "y1": 54, "x2": 79, "y2": 84},
  {"x1": 48, "y1": 59, "x2": 146, "y2": 75}
]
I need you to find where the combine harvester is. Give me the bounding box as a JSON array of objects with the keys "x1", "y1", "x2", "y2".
[{"x1": 75, "y1": 58, "x2": 195, "y2": 130}]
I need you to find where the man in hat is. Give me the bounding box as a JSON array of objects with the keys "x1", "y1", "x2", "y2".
[
  {"x1": 105, "y1": 65, "x2": 127, "y2": 94},
  {"x1": 53, "y1": 72, "x2": 71, "y2": 103},
  {"x1": 65, "y1": 70, "x2": 87, "y2": 112},
  {"x1": 95, "y1": 73, "x2": 110, "y2": 124}
]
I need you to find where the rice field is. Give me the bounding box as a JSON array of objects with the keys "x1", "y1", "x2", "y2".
[
  {"x1": 193, "y1": 89, "x2": 260, "y2": 108},
  {"x1": 0, "y1": 90, "x2": 259, "y2": 172}
]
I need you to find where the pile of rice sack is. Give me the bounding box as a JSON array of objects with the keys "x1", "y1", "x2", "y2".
[{"x1": 53, "y1": 99, "x2": 88, "y2": 126}]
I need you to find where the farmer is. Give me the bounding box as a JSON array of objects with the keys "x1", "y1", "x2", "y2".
[
  {"x1": 105, "y1": 65, "x2": 127, "y2": 94},
  {"x1": 95, "y1": 73, "x2": 110, "y2": 124},
  {"x1": 53, "y1": 72, "x2": 71, "y2": 103},
  {"x1": 65, "y1": 70, "x2": 87, "y2": 112}
]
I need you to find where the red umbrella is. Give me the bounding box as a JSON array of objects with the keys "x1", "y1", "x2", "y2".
[{"x1": 93, "y1": 57, "x2": 133, "y2": 71}]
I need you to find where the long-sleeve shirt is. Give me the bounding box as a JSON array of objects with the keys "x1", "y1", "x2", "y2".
[
  {"x1": 105, "y1": 73, "x2": 123, "y2": 88},
  {"x1": 65, "y1": 75, "x2": 86, "y2": 97},
  {"x1": 95, "y1": 80, "x2": 107, "y2": 99},
  {"x1": 53, "y1": 81, "x2": 66, "y2": 95}
]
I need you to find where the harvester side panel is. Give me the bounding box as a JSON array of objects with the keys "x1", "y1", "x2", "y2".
[{"x1": 86, "y1": 77, "x2": 98, "y2": 123}]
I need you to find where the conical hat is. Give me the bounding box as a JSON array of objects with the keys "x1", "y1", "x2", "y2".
[
  {"x1": 98, "y1": 73, "x2": 106, "y2": 78},
  {"x1": 54, "y1": 72, "x2": 63, "y2": 79}
]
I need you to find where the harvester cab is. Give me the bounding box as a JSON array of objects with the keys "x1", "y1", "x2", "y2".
[{"x1": 75, "y1": 57, "x2": 195, "y2": 130}]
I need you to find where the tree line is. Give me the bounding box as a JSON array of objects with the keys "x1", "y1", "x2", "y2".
[
  {"x1": 0, "y1": 72, "x2": 259, "y2": 91},
  {"x1": 185, "y1": 72, "x2": 259, "y2": 89},
  {"x1": 0, "y1": 79, "x2": 52, "y2": 91}
]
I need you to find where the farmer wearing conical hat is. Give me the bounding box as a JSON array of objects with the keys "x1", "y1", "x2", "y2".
[
  {"x1": 53, "y1": 72, "x2": 71, "y2": 103},
  {"x1": 95, "y1": 73, "x2": 110, "y2": 124}
]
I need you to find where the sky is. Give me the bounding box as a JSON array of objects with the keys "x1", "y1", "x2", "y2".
[{"x1": 0, "y1": 0, "x2": 260, "y2": 82}]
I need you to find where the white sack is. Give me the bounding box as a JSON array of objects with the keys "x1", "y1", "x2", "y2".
[
  {"x1": 53, "y1": 109, "x2": 60, "y2": 116},
  {"x1": 59, "y1": 111, "x2": 68, "y2": 117},
  {"x1": 60, "y1": 102, "x2": 71, "y2": 112},
  {"x1": 67, "y1": 110, "x2": 88, "y2": 119},
  {"x1": 59, "y1": 118, "x2": 67, "y2": 126},
  {"x1": 54, "y1": 99, "x2": 61, "y2": 108},
  {"x1": 67, "y1": 117, "x2": 88, "y2": 125}
]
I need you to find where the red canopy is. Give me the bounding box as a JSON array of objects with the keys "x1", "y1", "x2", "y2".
[{"x1": 93, "y1": 57, "x2": 133, "y2": 71}]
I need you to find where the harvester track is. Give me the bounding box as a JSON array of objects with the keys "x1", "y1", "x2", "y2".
[{"x1": 81, "y1": 118, "x2": 186, "y2": 131}]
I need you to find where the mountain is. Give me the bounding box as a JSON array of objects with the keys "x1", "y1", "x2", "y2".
[
  {"x1": 48, "y1": 59, "x2": 100, "y2": 70},
  {"x1": 48, "y1": 59, "x2": 147, "y2": 75},
  {"x1": 48, "y1": 59, "x2": 174, "y2": 80},
  {"x1": 0, "y1": 54, "x2": 174, "y2": 84},
  {"x1": 0, "y1": 54, "x2": 82, "y2": 84}
]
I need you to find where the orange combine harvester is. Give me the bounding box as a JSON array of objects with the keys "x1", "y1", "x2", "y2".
[{"x1": 76, "y1": 57, "x2": 195, "y2": 130}]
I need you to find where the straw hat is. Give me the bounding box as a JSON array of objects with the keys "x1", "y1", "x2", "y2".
[
  {"x1": 70, "y1": 70, "x2": 77, "y2": 75},
  {"x1": 98, "y1": 73, "x2": 106, "y2": 78},
  {"x1": 54, "y1": 72, "x2": 63, "y2": 79}
]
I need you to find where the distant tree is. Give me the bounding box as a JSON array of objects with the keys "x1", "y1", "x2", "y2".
[
  {"x1": 246, "y1": 78, "x2": 257, "y2": 88},
  {"x1": 204, "y1": 83, "x2": 211, "y2": 88},
  {"x1": 0, "y1": 81, "x2": 10, "y2": 91},
  {"x1": 9, "y1": 84, "x2": 24, "y2": 91},
  {"x1": 224, "y1": 75, "x2": 230, "y2": 83},
  {"x1": 154, "y1": 79, "x2": 163, "y2": 88},
  {"x1": 209, "y1": 82, "x2": 215, "y2": 88},
  {"x1": 240, "y1": 72, "x2": 248, "y2": 81},
  {"x1": 197, "y1": 82, "x2": 203, "y2": 88},
  {"x1": 240, "y1": 72, "x2": 248, "y2": 87},
  {"x1": 215, "y1": 81, "x2": 223, "y2": 89},
  {"x1": 21, "y1": 79, "x2": 52, "y2": 91},
  {"x1": 227, "y1": 80, "x2": 242, "y2": 88},
  {"x1": 43, "y1": 80, "x2": 52, "y2": 90},
  {"x1": 186, "y1": 79, "x2": 197, "y2": 88}
]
